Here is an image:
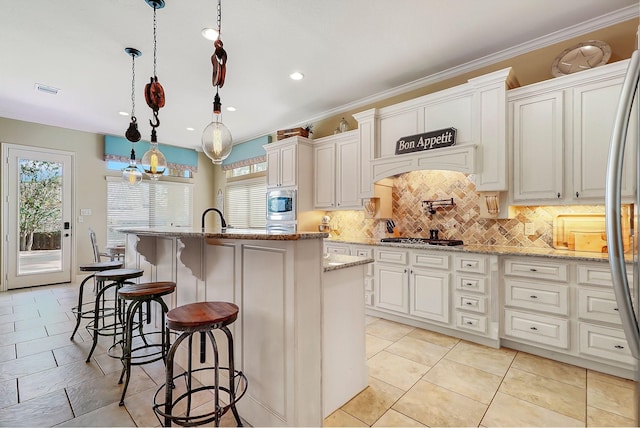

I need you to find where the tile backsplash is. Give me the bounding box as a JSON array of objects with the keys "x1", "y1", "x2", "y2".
[{"x1": 326, "y1": 170, "x2": 612, "y2": 248}]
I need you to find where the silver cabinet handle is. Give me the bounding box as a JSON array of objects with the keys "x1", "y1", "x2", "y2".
[
  {"x1": 530, "y1": 295, "x2": 538, "y2": 299},
  {"x1": 614, "y1": 345, "x2": 625, "y2": 350},
  {"x1": 606, "y1": 49, "x2": 640, "y2": 360},
  {"x1": 529, "y1": 268, "x2": 537, "y2": 272},
  {"x1": 465, "y1": 321, "x2": 473, "y2": 325},
  {"x1": 530, "y1": 326, "x2": 538, "y2": 331}
]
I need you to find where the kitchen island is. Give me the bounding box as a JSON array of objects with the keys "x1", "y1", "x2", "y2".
[{"x1": 118, "y1": 227, "x2": 372, "y2": 427}]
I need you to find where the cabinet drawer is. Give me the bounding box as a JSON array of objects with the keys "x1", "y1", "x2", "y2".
[
  {"x1": 577, "y1": 264, "x2": 632, "y2": 288},
  {"x1": 364, "y1": 276, "x2": 374, "y2": 292},
  {"x1": 578, "y1": 322, "x2": 634, "y2": 365},
  {"x1": 577, "y1": 288, "x2": 621, "y2": 324},
  {"x1": 455, "y1": 254, "x2": 487, "y2": 274},
  {"x1": 504, "y1": 279, "x2": 568, "y2": 315},
  {"x1": 455, "y1": 275, "x2": 487, "y2": 294},
  {"x1": 376, "y1": 249, "x2": 408, "y2": 265},
  {"x1": 325, "y1": 245, "x2": 350, "y2": 255},
  {"x1": 354, "y1": 247, "x2": 373, "y2": 258},
  {"x1": 455, "y1": 293, "x2": 486, "y2": 313},
  {"x1": 412, "y1": 251, "x2": 449, "y2": 270},
  {"x1": 456, "y1": 312, "x2": 487, "y2": 334},
  {"x1": 504, "y1": 259, "x2": 568, "y2": 282},
  {"x1": 504, "y1": 309, "x2": 569, "y2": 349}
]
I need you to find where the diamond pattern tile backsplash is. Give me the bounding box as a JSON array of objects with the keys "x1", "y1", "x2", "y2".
[{"x1": 326, "y1": 170, "x2": 612, "y2": 248}]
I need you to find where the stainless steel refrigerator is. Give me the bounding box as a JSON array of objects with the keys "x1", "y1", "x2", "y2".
[{"x1": 605, "y1": 43, "x2": 640, "y2": 426}]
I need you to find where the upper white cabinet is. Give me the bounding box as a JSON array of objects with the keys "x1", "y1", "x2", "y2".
[
  {"x1": 509, "y1": 59, "x2": 636, "y2": 205},
  {"x1": 264, "y1": 137, "x2": 314, "y2": 210},
  {"x1": 313, "y1": 130, "x2": 361, "y2": 210}
]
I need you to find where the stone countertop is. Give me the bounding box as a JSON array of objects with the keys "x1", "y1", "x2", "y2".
[
  {"x1": 116, "y1": 226, "x2": 328, "y2": 241},
  {"x1": 323, "y1": 253, "x2": 374, "y2": 272},
  {"x1": 326, "y1": 237, "x2": 633, "y2": 263}
]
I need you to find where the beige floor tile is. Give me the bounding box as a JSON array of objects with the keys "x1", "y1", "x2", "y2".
[
  {"x1": 66, "y1": 366, "x2": 156, "y2": 416},
  {"x1": 0, "y1": 378, "x2": 18, "y2": 409},
  {"x1": 122, "y1": 384, "x2": 161, "y2": 428},
  {"x1": 511, "y1": 351, "x2": 586, "y2": 389},
  {"x1": 366, "y1": 319, "x2": 414, "y2": 342},
  {"x1": 0, "y1": 349, "x2": 56, "y2": 381},
  {"x1": 94, "y1": 351, "x2": 125, "y2": 375},
  {"x1": 18, "y1": 358, "x2": 105, "y2": 402},
  {"x1": 445, "y1": 340, "x2": 516, "y2": 376},
  {"x1": 0, "y1": 322, "x2": 14, "y2": 334},
  {"x1": 481, "y1": 391, "x2": 584, "y2": 427},
  {"x1": 587, "y1": 405, "x2": 637, "y2": 427},
  {"x1": 366, "y1": 333, "x2": 393, "y2": 359},
  {"x1": 16, "y1": 331, "x2": 86, "y2": 358},
  {"x1": 407, "y1": 327, "x2": 460, "y2": 348},
  {"x1": 587, "y1": 370, "x2": 636, "y2": 420},
  {"x1": 0, "y1": 344, "x2": 16, "y2": 363},
  {"x1": 422, "y1": 358, "x2": 502, "y2": 404},
  {"x1": 372, "y1": 409, "x2": 425, "y2": 427},
  {"x1": 45, "y1": 319, "x2": 79, "y2": 336},
  {"x1": 0, "y1": 326, "x2": 47, "y2": 346},
  {"x1": 53, "y1": 340, "x2": 108, "y2": 366},
  {"x1": 0, "y1": 389, "x2": 73, "y2": 427},
  {"x1": 365, "y1": 315, "x2": 380, "y2": 325},
  {"x1": 499, "y1": 367, "x2": 586, "y2": 421},
  {"x1": 367, "y1": 350, "x2": 429, "y2": 391},
  {"x1": 386, "y1": 334, "x2": 449, "y2": 366},
  {"x1": 393, "y1": 379, "x2": 487, "y2": 427},
  {"x1": 588, "y1": 369, "x2": 636, "y2": 389},
  {"x1": 324, "y1": 409, "x2": 368, "y2": 427},
  {"x1": 55, "y1": 401, "x2": 137, "y2": 427},
  {"x1": 341, "y1": 376, "x2": 405, "y2": 425},
  {"x1": 14, "y1": 311, "x2": 71, "y2": 331}
]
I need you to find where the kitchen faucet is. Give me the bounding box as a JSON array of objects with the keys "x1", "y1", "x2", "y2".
[{"x1": 201, "y1": 208, "x2": 227, "y2": 230}]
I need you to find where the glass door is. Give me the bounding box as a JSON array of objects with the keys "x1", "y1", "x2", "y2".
[{"x1": 2, "y1": 144, "x2": 73, "y2": 289}]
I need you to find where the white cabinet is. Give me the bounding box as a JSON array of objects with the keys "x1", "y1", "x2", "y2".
[
  {"x1": 266, "y1": 141, "x2": 297, "y2": 188},
  {"x1": 509, "y1": 59, "x2": 636, "y2": 205},
  {"x1": 410, "y1": 267, "x2": 449, "y2": 323},
  {"x1": 264, "y1": 137, "x2": 314, "y2": 212},
  {"x1": 453, "y1": 254, "x2": 492, "y2": 336},
  {"x1": 313, "y1": 131, "x2": 360, "y2": 210}
]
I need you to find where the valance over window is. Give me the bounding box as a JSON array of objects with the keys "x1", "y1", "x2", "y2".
[
  {"x1": 221, "y1": 135, "x2": 270, "y2": 171},
  {"x1": 104, "y1": 135, "x2": 199, "y2": 173}
]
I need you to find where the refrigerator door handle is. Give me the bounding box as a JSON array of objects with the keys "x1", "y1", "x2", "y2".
[{"x1": 606, "y1": 50, "x2": 640, "y2": 359}]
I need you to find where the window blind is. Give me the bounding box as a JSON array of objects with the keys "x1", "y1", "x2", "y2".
[
  {"x1": 106, "y1": 177, "x2": 193, "y2": 246},
  {"x1": 225, "y1": 176, "x2": 266, "y2": 229}
]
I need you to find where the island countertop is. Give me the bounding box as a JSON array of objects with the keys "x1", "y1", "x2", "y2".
[{"x1": 116, "y1": 226, "x2": 327, "y2": 241}]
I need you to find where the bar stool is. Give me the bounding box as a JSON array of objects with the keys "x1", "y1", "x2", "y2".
[
  {"x1": 70, "y1": 260, "x2": 123, "y2": 340},
  {"x1": 85, "y1": 268, "x2": 144, "y2": 363},
  {"x1": 117, "y1": 281, "x2": 176, "y2": 406},
  {"x1": 152, "y1": 302, "x2": 248, "y2": 427}
]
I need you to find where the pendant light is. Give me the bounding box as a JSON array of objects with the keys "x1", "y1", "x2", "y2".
[
  {"x1": 202, "y1": 0, "x2": 233, "y2": 164},
  {"x1": 141, "y1": 0, "x2": 167, "y2": 180},
  {"x1": 122, "y1": 47, "x2": 143, "y2": 187}
]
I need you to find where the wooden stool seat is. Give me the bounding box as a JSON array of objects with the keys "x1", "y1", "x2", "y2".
[
  {"x1": 118, "y1": 281, "x2": 176, "y2": 300},
  {"x1": 79, "y1": 261, "x2": 123, "y2": 272},
  {"x1": 166, "y1": 302, "x2": 238, "y2": 331},
  {"x1": 95, "y1": 268, "x2": 144, "y2": 282}
]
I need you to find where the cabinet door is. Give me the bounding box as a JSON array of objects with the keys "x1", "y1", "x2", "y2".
[
  {"x1": 266, "y1": 148, "x2": 281, "y2": 187},
  {"x1": 409, "y1": 268, "x2": 449, "y2": 323},
  {"x1": 314, "y1": 144, "x2": 336, "y2": 209},
  {"x1": 374, "y1": 264, "x2": 408, "y2": 313},
  {"x1": 336, "y1": 139, "x2": 360, "y2": 208},
  {"x1": 572, "y1": 79, "x2": 637, "y2": 200},
  {"x1": 279, "y1": 144, "x2": 297, "y2": 187},
  {"x1": 512, "y1": 91, "x2": 564, "y2": 201}
]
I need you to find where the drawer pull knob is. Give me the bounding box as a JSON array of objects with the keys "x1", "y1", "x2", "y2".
[
  {"x1": 465, "y1": 263, "x2": 473, "y2": 267},
  {"x1": 465, "y1": 283, "x2": 474, "y2": 287},
  {"x1": 466, "y1": 321, "x2": 474, "y2": 325},
  {"x1": 465, "y1": 301, "x2": 474, "y2": 305},
  {"x1": 530, "y1": 268, "x2": 537, "y2": 272},
  {"x1": 614, "y1": 308, "x2": 619, "y2": 311},
  {"x1": 530, "y1": 295, "x2": 538, "y2": 299},
  {"x1": 614, "y1": 345, "x2": 625, "y2": 349},
  {"x1": 530, "y1": 326, "x2": 538, "y2": 331}
]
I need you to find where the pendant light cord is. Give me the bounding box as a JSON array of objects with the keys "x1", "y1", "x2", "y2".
[
  {"x1": 216, "y1": 0, "x2": 222, "y2": 39},
  {"x1": 153, "y1": 4, "x2": 158, "y2": 78},
  {"x1": 130, "y1": 54, "x2": 136, "y2": 117}
]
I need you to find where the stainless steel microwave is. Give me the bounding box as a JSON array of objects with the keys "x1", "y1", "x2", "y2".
[{"x1": 266, "y1": 189, "x2": 296, "y2": 221}]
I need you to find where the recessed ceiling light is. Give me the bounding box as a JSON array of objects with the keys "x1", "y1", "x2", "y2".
[
  {"x1": 226, "y1": 106, "x2": 236, "y2": 112},
  {"x1": 118, "y1": 111, "x2": 129, "y2": 116},
  {"x1": 186, "y1": 127, "x2": 195, "y2": 131},
  {"x1": 289, "y1": 71, "x2": 304, "y2": 81},
  {"x1": 201, "y1": 28, "x2": 218, "y2": 41},
  {"x1": 34, "y1": 83, "x2": 60, "y2": 95}
]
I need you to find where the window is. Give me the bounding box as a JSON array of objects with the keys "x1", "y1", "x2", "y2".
[
  {"x1": 106, "y1": 177, "x2": 193, "y2": 246},
  {"x1": 225, "y1": 176, "x2": 266, "y2": 229}
]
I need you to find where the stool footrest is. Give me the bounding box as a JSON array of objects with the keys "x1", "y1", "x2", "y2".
[{"x1": 152, "y1": 366, "x2": 248, "y2": 427}]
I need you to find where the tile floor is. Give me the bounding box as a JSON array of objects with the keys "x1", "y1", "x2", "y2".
[{"x1": 0, "y1": 280, "x2": 638, "y2": 427}]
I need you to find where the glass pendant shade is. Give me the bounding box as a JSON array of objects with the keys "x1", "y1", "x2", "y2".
[
  {"x1": 122, "y1": 148, "x2": 142, "y2": 186},
  {"x1": 202, "y1": 118, "x2": 232, "y2": 164},
  {"x1": 141, "y1": 142, "x2": 167, "y2": 180}
]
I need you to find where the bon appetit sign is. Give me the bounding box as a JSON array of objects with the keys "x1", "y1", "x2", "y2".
[{"x1": 395, "y1": 127, "x2": 457, "y2": 155}]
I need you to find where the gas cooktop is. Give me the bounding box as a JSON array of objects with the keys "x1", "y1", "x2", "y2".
[{"x1": 380, "y1": 237, "x2": 464, "y2": 246}]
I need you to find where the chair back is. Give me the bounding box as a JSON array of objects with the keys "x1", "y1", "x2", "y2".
[{"x1": 89, "y1": 228, "x2": 100, "y2": 263}]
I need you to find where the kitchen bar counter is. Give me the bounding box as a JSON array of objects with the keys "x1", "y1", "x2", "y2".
[
  {"x1": 326, "y1": 236, "x2": 631, "y2": 262},
  {"x1": 119, "y1": 227, "x2": 369, "y2": 426}
]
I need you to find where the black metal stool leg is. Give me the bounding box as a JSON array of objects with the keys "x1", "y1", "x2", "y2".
[
  {"x1": 70, "y1": 273, "x2": 95, "y2": 340},
  {"x1": 222, "y1": 325, "x2": 243, "y2": 426},
  {"x1": 86, "y1": 281, "x2": 118, "y2": 362},
  {"x1": 118, "y1": 299, "x2": 141, "y2": 405}
]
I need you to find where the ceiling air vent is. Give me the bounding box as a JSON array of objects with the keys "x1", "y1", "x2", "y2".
[{"x1": 34, "y1": 83, "x2": 60, "y2": 95}]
